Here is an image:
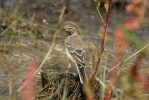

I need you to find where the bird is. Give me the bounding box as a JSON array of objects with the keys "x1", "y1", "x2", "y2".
[{"x1": 63, "y1": 23, "x2": 88, "y2": 84}]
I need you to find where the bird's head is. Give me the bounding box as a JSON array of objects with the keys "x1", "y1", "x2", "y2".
[{"x1": 63, "y1": 24, "x2": 77, "y2": 36}]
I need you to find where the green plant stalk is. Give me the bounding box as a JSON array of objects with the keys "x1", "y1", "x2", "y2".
[
  {"x1": 7, "y1": 1, "x2": 21, "y2": 21},
  {"x1": 99, "y1": 66, "x2": 104, "y2": 99},
  {"x1": 1, "y1": 20, "x2": 17, "y2": 35},
  {"x1": 100, "y1": 61, "x2": 107, "y2": 99},
  {"x1": 63, "y1": 73, "x2": 69, "y2": 100},
  {"x1": 119, "y1": 89, "x2": 124, "y2": 100},
  {"x1": 121, "y1": 27, "x2": 147, "y2": 55},
  {"x1": 63, "y1": 85, "x2": 68, "y2": 100},
  {"x1": 94, "y1": 1, "x2": 105, "y2": 24},
  {"x1": 30, "y1": 12, "x2": 36, "y2": 33}
]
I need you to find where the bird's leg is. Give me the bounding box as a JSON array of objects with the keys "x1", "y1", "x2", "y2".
[
  {"x1": 67, "y1": 59, "x2": 71, "y2": 72},
  {"x1": 68, "y1": 60, "x2": 71, "y2": 68}
]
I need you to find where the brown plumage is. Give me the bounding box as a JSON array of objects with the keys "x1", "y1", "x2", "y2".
[{"x1": 63, "y1": 24, "x2": 88, "y2": 84}]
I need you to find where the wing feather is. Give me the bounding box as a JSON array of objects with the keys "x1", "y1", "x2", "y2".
[{"x1": 65, "y1": 40, "x2": 85, "y2": 67}]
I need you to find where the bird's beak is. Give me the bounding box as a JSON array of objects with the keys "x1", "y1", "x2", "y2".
[
  {"x1": 61, "y1": 27, "x2": 65, "y2": 30},
  {"x1": 61, "y1": 27, "x2": 67, "y2": 36}
]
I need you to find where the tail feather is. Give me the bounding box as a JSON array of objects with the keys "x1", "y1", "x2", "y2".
[{"x1": 77, "y1": 63, "x2": 88, "y2": 84}]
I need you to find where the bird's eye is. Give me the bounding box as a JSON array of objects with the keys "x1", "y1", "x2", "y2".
[{"x1": 68, "y1": 27, "x2": 72, "y2": 30}]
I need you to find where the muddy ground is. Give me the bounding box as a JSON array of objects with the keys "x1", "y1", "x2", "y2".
[{"x1": 0, "y1": 0, "x2": 149, "y2": 99}]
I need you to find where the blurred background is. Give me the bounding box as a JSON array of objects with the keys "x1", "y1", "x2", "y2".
[{"x1": 0, "y1": 0, "x2": 149, "y2": 99}]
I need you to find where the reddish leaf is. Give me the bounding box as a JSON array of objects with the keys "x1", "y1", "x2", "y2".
[{"x1": 21, "y1": 62, "x2": 37, "y2": 100}]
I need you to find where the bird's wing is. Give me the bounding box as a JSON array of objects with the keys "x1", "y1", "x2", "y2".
[
  {"x1": 65, "y1": 40, "x2": 85, "y2": 67},
  {"x1": 65, "y1": 39, "x2": 88, "y2": 84}
]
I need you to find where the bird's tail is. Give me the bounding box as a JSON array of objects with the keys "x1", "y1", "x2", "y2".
[{"x1": 76, "y1": 63, "x2": 88, "y2": 84}]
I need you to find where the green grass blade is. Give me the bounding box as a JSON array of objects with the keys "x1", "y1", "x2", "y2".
[{"x1": 122, "y1": 27, "x2": 147, "y2": 54}]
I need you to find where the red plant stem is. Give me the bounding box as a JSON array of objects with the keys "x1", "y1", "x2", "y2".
[
  {"x1": 104, "y1": 55, "x2": 122, "y2": 100},
  {"x1": 91, "y1": 0, "x2": 112, "y2": 86},
  {"x1": 144, "y1": 73, "x2": 149, "y2": 93}
]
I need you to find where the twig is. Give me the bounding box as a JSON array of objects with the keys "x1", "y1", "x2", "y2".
[
  {"x1": 107, "y1": 44, "x2": 149, "y2": 73},
  {"x1": 48, "y1": 79, "x2": 65, "y2": 100}
]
